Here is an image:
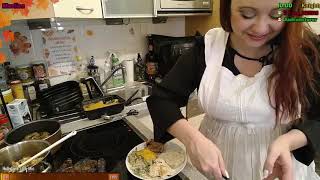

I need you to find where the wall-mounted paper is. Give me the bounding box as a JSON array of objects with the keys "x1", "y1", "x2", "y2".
[{"x1": 41, "y1": 29, "x2": 78, "y2": 77}]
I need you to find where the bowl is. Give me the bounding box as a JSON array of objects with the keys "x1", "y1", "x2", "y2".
[{"x1": 0, "y1": 140, "x2": 51, "y2": 173}]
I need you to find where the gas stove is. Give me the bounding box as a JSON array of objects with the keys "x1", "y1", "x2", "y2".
[{"x1": 47, "y1": 119, "x2": 182, "y2": 180}]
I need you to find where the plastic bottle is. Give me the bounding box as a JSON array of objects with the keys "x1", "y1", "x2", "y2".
[{"x1": 111, "y1": 54, "x2": 125, "y2": 87}]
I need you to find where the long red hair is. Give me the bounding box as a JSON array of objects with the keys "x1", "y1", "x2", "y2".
[{"x1": 220, "y1": 0, "x2": 320, "y2": 123}]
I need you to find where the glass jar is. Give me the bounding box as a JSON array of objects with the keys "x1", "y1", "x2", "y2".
[{"x1": 10, "y1": 80, "x2": 25, "y2": 99}]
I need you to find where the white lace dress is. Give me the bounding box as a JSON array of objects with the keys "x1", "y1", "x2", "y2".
[{"x1": 197, "y1": 28, "x2": 320, "y2": 180}]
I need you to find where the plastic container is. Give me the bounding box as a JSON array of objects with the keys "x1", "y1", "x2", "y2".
[{"x1": 7, "y1": 99, "x2": 32, "y2": 128}]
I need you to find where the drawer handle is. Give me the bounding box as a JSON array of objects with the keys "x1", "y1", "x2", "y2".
[{"x1": 76, "y1": 7, "x2": 94, "y2": 13}]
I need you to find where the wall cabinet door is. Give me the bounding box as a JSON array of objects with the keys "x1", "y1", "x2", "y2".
[
  {"x1": 53, "y1": 0, "x2": 76, "y2": 18},
  {"x1": 102, "y1": 0, "x2": 154, "y2": 18},
  {"x1": 73, "y1": 0, "x2": 103, "y2": 18},
  {"x1": 54, "y1": 0, "x2": 103, "y2": 18}
]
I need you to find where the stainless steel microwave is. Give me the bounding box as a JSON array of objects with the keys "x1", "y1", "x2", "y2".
[{"x1": 155, "y1": 0, "x2": 212, "y2": 16}]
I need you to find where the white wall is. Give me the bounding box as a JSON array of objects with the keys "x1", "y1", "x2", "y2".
[{"x1": 0, "y1": 18, "x2": 185, "y2": 85}]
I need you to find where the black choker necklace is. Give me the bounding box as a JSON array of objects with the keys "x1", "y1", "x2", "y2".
[{"x1": 231, "y1": 46, "x2": 274, "y2": 65}]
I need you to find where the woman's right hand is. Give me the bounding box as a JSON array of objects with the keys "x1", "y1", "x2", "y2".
[
  {"x1": 168, "y1": 119, "x2": 229, "y2": 179},
  {"x1": 186, "y1": 133, "x2": 229, "y2": 180}
]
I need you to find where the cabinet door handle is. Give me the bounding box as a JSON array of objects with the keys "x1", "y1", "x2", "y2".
[{"x1": 76, "y1": 6, "x2": 94, "y2": 13}]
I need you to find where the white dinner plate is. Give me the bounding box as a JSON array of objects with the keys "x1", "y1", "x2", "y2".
[{"x1": 126, "y1": 141, "x2": 187, "y2": 180}]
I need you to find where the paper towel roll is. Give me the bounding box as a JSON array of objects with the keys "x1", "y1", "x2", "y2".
[{"x1": 124, "y1": 59, "x2": 134, "y2": 83}]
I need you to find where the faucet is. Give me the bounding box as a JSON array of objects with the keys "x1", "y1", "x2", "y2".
[
  {"x1": 101, "y1": 63, "x2": 126, "y2": 93},
  {"x1": 80, "y1": 62, "x2": 126, "y2": 99}
]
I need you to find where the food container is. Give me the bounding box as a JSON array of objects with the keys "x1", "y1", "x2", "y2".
[
  {"x1": 0, "y1": 89, "x2": 14, "y2": 105},
  {"x1": 6, "y1": 99, "x2": 31, "y2": 128},
  {"x1": 22, "y1": 83, "x2": 36, "y2": 103},
  {"x1": 5, "y1": 120, "x2": 62, "y2": 154},
  {"x1": 82, "y1": 95, "x2": 125, "y2": 120},
  {"x1": 0, "y1": 115, "x2": 10, "y2": 148},
  {"x1": 0, "y1": 140, "x2": 51, "y2": 173},
  {"x1": 10, "y1": 80, "x2": 25, "y2": 99},
  {"x1": 0, "y1": 114, "x2": 10, "y2": 135},
  {"x1": 16, "y1": 65, "x2": 34, "y2": 85}
]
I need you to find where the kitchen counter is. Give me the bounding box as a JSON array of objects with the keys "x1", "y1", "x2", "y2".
[{"x1": 60, "y1": 102, "x2": 207, "y2": 180}]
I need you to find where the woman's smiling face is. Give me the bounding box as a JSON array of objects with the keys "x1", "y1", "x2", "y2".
[{"x1": 230, "y1": 0, "x2": 292, "y2": 48}]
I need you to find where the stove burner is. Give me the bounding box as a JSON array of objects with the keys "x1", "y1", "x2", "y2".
[
  {"x1": 70, "y1": 130, "x2": 130, "y2": 158},
  {"x1": 70, "y1": 120, "x2": 140, "y2": 159}
]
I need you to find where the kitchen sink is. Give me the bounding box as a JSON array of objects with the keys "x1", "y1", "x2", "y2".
[{"x1": 106, "y1": 81, "x2": 152, "y2": 106}]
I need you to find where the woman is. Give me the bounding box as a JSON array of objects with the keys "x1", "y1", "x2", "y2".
[{"x1": 146, "y1": 0, "x2": 320, "y2": 179}]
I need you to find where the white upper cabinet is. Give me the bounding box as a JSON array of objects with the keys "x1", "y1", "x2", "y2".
[{"x1": 53, "y1": 0, "x2": 103, "y2": 18}]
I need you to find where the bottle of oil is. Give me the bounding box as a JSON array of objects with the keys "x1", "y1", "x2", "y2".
[
  {"x1": 134, "y1": 53, "x2": 145, "y2": 81},
  {"x1": 146, "y1": 36, "x2": 158, "y2": 82}
]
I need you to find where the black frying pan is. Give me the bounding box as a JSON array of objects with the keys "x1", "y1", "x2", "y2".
[{"x1": 5, "y1": 120, "x2": 62, "y2": 154}]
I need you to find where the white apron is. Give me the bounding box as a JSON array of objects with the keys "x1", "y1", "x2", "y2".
[{"x1": 197, "y1": 28, "x2": 320, "y2": 180}]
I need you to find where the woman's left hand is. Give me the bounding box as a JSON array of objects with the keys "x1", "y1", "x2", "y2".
[{"x1": 263, "y1": 135, "x2": 294, "y2": 180}]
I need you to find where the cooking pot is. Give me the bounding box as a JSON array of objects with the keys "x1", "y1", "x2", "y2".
[
  {"x1": 0, "y1": 140, "x2": 51, "y2": 173},
  {"x1": 5, "y1": 120, "x2": 62, "y2": 154}
]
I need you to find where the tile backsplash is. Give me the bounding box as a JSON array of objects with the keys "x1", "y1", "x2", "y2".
[{"x1": 0, "y1": 18, "x2": 185, "y2": 85}]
